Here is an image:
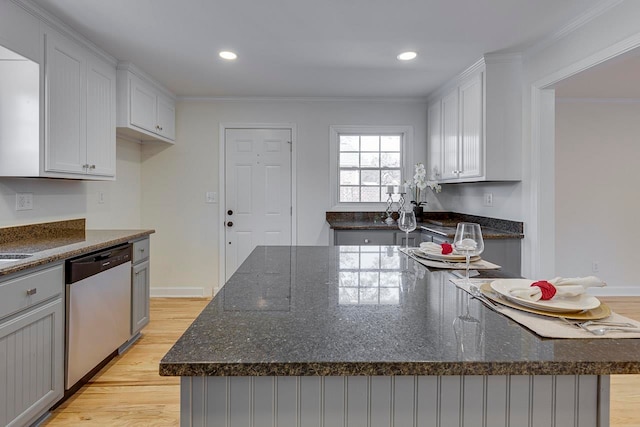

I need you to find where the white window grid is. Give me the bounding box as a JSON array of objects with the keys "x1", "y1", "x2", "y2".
[{"x1": 338, "y1": 133, "x2": 403, "y2": 203}]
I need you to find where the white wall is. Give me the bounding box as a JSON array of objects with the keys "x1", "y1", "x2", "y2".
[
  {"x1": 436, "y1": 182, "x2": 522, "y2": 220},
  {"x1": 0, "y1": 138, "x2": 142, "y2": 229},
  {"x1": 141, "y1": 99, "x2": 428, "y2": 296},
  {"x1": 555, "y1": 101, "x2": 640, "y2": 294},
  {"x1": 518, "y1": 1, "x2": 640, "y2": 281}
]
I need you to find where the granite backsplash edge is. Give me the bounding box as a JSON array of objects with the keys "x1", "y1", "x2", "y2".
[
  {"x1": 0, "y1": 218, "x2": 86, "y2": 245},
  {"x1": 326, "y1": 211, "x2": 523, "y2": 235}
]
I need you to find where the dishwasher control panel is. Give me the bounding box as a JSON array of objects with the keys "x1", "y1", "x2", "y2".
[{"x1": 66, "y1": 244, "x2": 132, "y2": 284}]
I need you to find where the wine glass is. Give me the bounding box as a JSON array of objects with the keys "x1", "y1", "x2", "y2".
[
  {"x1": 452, "y1": 222, "x2": 484, "y2": 283},
  {"x1": 398, "y1": 210, "x2": 417, "y2": 249}
]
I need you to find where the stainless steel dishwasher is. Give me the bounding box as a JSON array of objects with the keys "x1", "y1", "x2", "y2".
[{"x1": 65, "y1": 244, "x2": 132, "y2": 390}]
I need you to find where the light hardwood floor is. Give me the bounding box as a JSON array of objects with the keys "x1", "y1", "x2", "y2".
[{"x1": 43, "y1": 297, "x2": 640, "y2": 426}]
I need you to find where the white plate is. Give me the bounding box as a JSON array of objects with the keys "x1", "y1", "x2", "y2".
[
  {"x1": 490, "y1": 279, "x2": 601, "y2": 313},
  {"x1": 413, "y1": 248, "x2": 481, "y2": 262}
]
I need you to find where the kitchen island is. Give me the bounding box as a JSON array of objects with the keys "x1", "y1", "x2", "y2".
[{"x1": 161, "y1": 246, "x2": 640, "y2": 426}]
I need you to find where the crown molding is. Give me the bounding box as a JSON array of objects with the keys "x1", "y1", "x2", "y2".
[
  {"x1": 178, "y1": 96, "x2": 428, "y2": 103},
  {"x1": 524, "y1": 0, "x2": 625, "y2": 60},
  {"x1": 556, "y1": 97, "x2": 640, "y2": 104},
  {"x1": 13, "y1": 0, "x2": 117, "y2": 66}
]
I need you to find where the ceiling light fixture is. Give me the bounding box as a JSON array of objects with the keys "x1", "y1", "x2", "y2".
[
  {"x1": 397, "y1": 51, "x2": 417, "y2": 61},
  {"x1": 219, "y1": 51, "x2": 237, "y2": 60}
]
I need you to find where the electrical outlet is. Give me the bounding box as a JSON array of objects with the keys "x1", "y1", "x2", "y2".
[
  {"x1": 592, "y1": 262, "x2": 599, "y2": 273},
  {"x1": 205, "y1": 192, "x2": 217, "y2": 203},
  {"x1": 15, "y1": 193, "x2": 33, "y2": 211},
  {"x1": 483, "y1": 193, "x2": 493, "y2": 207}
]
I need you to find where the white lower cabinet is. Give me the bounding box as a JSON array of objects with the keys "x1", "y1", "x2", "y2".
[
  {"x1": 131, "y1": 238, "x2": 150, "y2": 336},
  {"x1": 0, "y1": 264, "x2": 64, "y2": 427},
  {"x1": 334, "y1": 230, "x2": 395, "y2": 246},
  {"x1": 333, "y1": 230, "x2": 420, "y2": 246},
  {"x1": 131, "y1": 260, "x2": 150, "y2": 335}
]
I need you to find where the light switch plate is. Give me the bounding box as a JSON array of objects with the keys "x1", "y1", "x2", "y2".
[
  {"x1": 205, "y1": 192, "x2": 217, "y2": 203},
  {"x1": 16, "y1": 193, "x2": 33, "y2": 211}
]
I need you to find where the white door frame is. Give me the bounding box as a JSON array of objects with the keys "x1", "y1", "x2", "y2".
[
  {"x1": 218, "y1": 123, "x2": 297, "y2": 289},
  {"x1": 527, "y1": 32, "x2": 640, "y2": 279}
]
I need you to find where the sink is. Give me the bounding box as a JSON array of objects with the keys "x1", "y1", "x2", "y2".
[{"x1": 0, "y1": 254, "x2": 33, "y2": 262}]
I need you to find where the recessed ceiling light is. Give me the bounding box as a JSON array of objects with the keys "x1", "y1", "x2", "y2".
[
  {"x1": 397, "y1": 51, "x2": 417, "y2": 61},
  {"x1": 219, "y1": 51, "x2": 237, "y2": 60}
]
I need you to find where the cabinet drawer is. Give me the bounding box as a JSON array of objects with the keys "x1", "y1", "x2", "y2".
[
  {"x1": 132, "y1": 238, "x2": 150, "y2": 263},
  {"x1": 0, "y1": 264, "x2": 64, "y2": 320},
  {"x1": 334, "y1": 230, "x2": 395, "y2": 246}
]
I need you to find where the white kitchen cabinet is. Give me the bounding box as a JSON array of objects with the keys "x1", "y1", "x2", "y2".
[
  {"x1": 459, "y1": 72, "x2": 483, "y2": 179},
  {"x1": 427, "y1": 101, "x2": 442, "y2": 181},
  {"x1": 0, "y1": 264, "x2": 64, "y2": 427},
  {"x1": 441, "y1": 87, "x2": 459, "y2": 181},
  {"x1": 427, "y1": 54, "x2": 522, "y2": 183},
  {"x1": 117, "y1": 62, "x2": 176, "y2": 144},
  {"x1": 131, "y1": 260, "x2": 150, "y2": 335},
  {"x1": 86, "y1": 55, "x2": 117, "y2": 176},
  {"x1": 334, "y1": 230, "x2": 395, "y2": 246},
  {"x1": 131, "y1": 238, "x2": 150, "y2": 336},
  {"x1": 435, "y1": 73, "x2": 483, "y2": 181},
  {"x1": 44, "y1": 26, "x2": 116, "y2": 179}
]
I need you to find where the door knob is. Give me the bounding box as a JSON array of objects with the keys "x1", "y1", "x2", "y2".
[
  {"x1": 227, "y1": 210, "x2": 233, "y2": 216},
  {"x1": 227, "y1": 221, "x2": 233, "y2": 227}
]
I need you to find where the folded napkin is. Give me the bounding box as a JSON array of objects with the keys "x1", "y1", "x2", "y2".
[
  {"x1": 419, "y1": 241, "x2": 456, "y2": 255},
  {"x1": 509, "y1": 276, "x2": 607, "y2": 301}
]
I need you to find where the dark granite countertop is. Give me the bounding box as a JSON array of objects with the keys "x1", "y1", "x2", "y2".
[
  {"x1": 160, "y1": 246, "x2": 640, "y2": 377},
  {"x1": 0, "y1": 219, "x2": 154, "y2": 277},
  {"x1": 326, "y1": 211, "x2": 524, "y2": 239}
]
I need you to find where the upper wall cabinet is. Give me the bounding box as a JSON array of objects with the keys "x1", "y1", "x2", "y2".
[
  {"x1": 44, "y1": 25, "x2": 116, "y2": 179},
  {"x1": 427, "y1": 54, "x2": 522, "y2": 183},
  {"x1": 0, "y1": 0, "x2": 118, "y2": 180},
  {"x1": 116, "y1": 62, "x2": 176, "y2": 144}
]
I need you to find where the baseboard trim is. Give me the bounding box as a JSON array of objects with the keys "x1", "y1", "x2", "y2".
[
  {"x1": 150, "y1": 287, "x2": 207, "y2": 297},
  {"x1": 589, "y1": 287, "x2": 640, "y2": 297}
]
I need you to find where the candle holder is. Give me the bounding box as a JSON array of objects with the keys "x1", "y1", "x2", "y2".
[
  {"x1": 385, "y1": 191, "x2": 395, "y2": 224},
  {"x1": 397, "y1": 192, "x2": 406, "y2": 216}
]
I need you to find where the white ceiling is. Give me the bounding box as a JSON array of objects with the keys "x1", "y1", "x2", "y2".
[{"x1": 33, "y1": 0, "x2": 604, "y2": 98}]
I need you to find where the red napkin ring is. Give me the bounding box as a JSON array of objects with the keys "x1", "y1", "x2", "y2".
[
  {"x1": 531, "y1": 280, "x2": 556, "y2": 300},
  {"x1": 441, "y1": 243, "x2": 453, "y2": 255}
]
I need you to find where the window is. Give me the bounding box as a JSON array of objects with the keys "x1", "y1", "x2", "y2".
[{"x1": 330, "y1": 125, "x2": 413, "y2": 208}]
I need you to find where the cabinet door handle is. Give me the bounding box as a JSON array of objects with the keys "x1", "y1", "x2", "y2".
[
  {"x1": 139, "y1": 248, "x2": 145, "y2": 253},
  {"x1": 26, "y1": 288, "x2": 37, "y2": 296},
  {"x1": 83, "y1": 164, "x2": 89, "y2": 169},
  {"x1": 89, "y1": 164, "x2": 96, "y2": 169},
  {"x1": 364, "y1": 238, "x2": 370, "y2": 243},
  {"x1": 227, "y1": 221, "x2": 233, "y2": 227}
]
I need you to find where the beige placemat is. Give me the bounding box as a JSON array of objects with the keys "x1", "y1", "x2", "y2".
[
  {"x1": 399, "y1": 247, "x2": 501, "y2": 270},
  {"x1": 451, "y1": 278, "x2": 640, "y2": 339}
]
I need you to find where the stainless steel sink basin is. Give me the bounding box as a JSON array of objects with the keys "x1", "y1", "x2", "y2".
[{"x1": 0, "y1": 254, "x2": 33, "y2": 262}]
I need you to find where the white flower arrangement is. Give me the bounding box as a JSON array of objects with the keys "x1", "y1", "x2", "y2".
[{"x1": 405, "y1": 162, "x2": 441, "y2": 207}]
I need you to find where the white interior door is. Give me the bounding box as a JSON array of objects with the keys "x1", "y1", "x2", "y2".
[{"x1": 225, "y1": 128, "x2": 292, "y2": 280}]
